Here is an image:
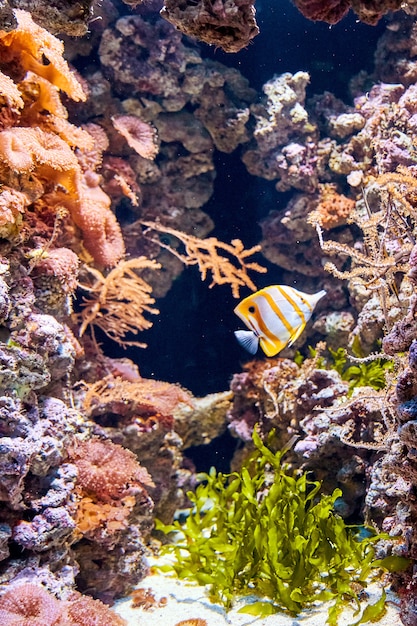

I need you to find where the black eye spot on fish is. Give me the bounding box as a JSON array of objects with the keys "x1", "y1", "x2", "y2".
[{"x1": 248, "y1": 305, "x2": 256, "y2": 313}]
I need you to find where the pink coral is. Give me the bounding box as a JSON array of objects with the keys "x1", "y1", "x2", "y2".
[
  {"x1": 0, "y1": 583, "x2": 63, "y2": 625},
  {"x1": 65, "y1": 592, "x2": 127, "y2": 625},
  {"x1": 112, "y1": 115, "x2": 158, "y2": 160},
  {"x1": 73, "y1": 171, "x2": 125, "y2": 268}
]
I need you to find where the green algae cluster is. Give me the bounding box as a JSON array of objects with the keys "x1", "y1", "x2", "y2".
[
  {"x1": 156, "y1": 431, "x2": 407, "y2": 624},
  {"x1": 296, "y1": 344, "x2": 394, "y2": 396},
  {"x1": 325, "y1": 347, "x2": 394, "y2": 394}
]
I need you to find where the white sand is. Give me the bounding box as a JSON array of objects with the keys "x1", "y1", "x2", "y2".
[{"x1": 114, "y1": 558, "x2": 402, "y2": 626}]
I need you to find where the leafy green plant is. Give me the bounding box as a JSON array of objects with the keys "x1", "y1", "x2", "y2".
[
  {"x1": 296, "y1": 344, "x2": 394, "y2": 396},
  {"x1": 326, "y1": 347, "x2": 393, "y2": 395},
  {"x1": 156, "y1": 431, "x2": 407, "y2": 624}
]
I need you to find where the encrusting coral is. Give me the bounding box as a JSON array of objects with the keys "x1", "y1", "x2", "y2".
[
  {"x1": 160, "y1": 0, "x2": 259, "y2": 53},
  {"x1": 291, "y1": 0, "x2": 412, "y2": 25}
]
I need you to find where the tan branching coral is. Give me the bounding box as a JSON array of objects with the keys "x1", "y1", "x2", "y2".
[
  {"x1": 78, "y1": 257, "x2": 160, "y2": 348},
  {"x1": 0, "y1": 9, "x2": 86, "y2": 102},
  {"x1": 142, "y1": 221, "x2": 266, "y2": 298},
  {"x1": 313, "y1": 168, "x2": 417, "y2": 324},
  {"x1": 112, "y1": 115, "x2": 159, "y2": 160}
]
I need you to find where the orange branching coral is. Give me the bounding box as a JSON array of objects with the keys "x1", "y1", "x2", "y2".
[
  {"x1": 0, "y1": 9, "x2": 86, "y2": 102},
  {"x1": 142, "y1": 221, "x2": 267, "y2": 298},
  {"x1": 68, "y1": 437, "x2": 153, "y2": 503},
  {"x1": 307, "y1": 184, "x2": 356, "y2": 230},
  {"x1": 78, "y1": 257, "x2": 160, "y2": 348},
  {"x1": 83, "y1": 374, "x2": 194, "y2": 420},
  {"x1": 112, "y1": 115, "x2": 159, "y2": 160}
]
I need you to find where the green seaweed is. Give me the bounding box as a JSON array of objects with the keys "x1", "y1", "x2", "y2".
[
  {"x1": 296, "y1": 344, "x2": 394, "y2": 396},
  {"x1": 327, "y1": 347, "x2": 393, "y2": 394},
  {"x1": 156, "y1": 431, "x2": 407, "y2": 624}
]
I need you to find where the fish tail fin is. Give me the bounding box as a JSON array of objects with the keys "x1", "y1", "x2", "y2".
[{"x1": 234, "y1": 330, "x2": 259, "y2": 355}]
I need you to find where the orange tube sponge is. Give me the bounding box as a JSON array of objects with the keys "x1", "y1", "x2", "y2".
[{"x1": 0, "y1": 9, "x2": 86, "y2": 101}]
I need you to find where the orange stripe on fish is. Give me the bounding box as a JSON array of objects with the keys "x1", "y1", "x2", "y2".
[
  {"x1": 276, "y1": 285, "x2": 308, "y2": 321},
  {"x1": 263, "y1": 290, "x2": 294, "y2": 334}
]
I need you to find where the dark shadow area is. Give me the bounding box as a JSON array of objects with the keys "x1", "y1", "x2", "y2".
[
  {"x1": 202, "y1": 0, "x2": 386, "y2": 101},
  {"x1": 185, "y1": 429, "x2": 239, "y2": 473}
]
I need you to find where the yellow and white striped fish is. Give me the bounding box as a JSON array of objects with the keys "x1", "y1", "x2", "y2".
[{"x1": 234, "y1": 285, "x2": 326, "y2": 357}]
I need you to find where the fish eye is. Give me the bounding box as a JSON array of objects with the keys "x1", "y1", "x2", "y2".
[{"x1": 248, "y1": 305, "x2": 256, "y2": 314}]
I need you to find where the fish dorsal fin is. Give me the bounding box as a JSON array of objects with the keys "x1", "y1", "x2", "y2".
[{"x1": 234, "y1": 330, "x2": 259, "y2": 355}]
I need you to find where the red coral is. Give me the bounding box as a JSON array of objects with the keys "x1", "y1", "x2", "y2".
[
  {"x1": 31, "y1": 247, "x2": 80, "y2": 294},
  {"x1": 0, "y1": 583, "x2": 63, "y2": 626},
  {"x1": 292, "y1": 0, "x2": 403, "y2": 25},
  {"x1": 65, "y1": 592, "x2": 127, "y2": 625},
  {"x1": 68, "y1": 437, "x2": 152, "y2": 502},
  {"x1": 292, "y1": 0, "x2": 350, "y2": 23}
]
